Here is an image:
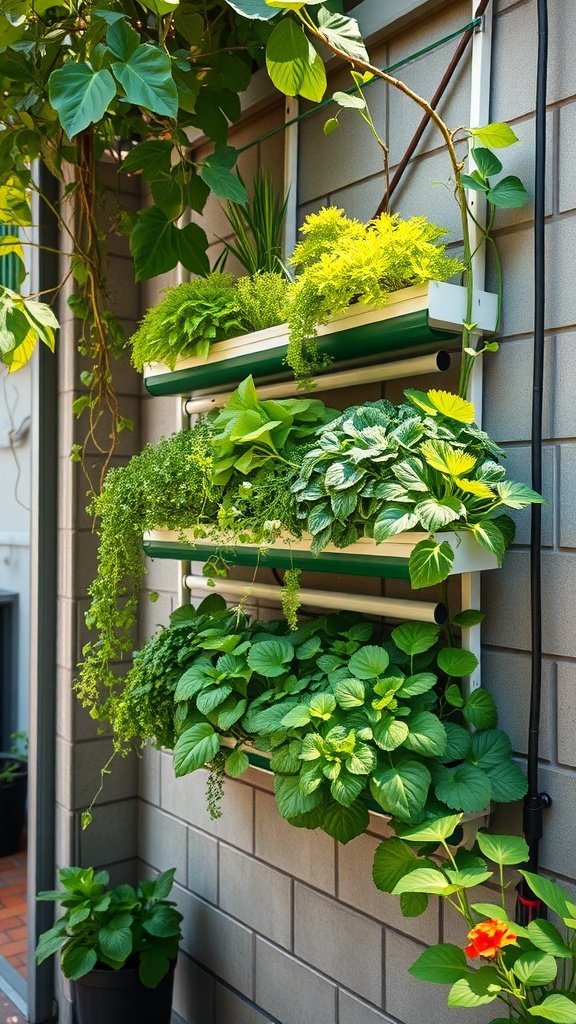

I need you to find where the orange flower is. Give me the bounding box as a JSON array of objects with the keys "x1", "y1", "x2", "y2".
[{"x1": 465, "y1": 919, "x2": 518, "y2": 959}]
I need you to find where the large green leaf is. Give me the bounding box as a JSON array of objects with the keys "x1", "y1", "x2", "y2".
[
  {"x1": 395, "y1": 814, "x2": 463, "y2": 844},
  {"x1": 415, "y1": 496, "x2": 465, "y2": 531},
  {"x1": 130, "y1": 206, "x2": 178, "y2": 280},
  {"x1": 334, "y1": 678, "x2": 366, "y2": 709},
  {"x1": 485, "y1": 760, "x2": 527, "y2": 801},
  {"x1": 322, "y1": 800, "x2": 369, "y2": 843},
  {"x1": 372, "y1": 715, "x2": 409, "y2": 752},
  {"x1": 60, "y1": 945, "x2": 98, "y2": 981},
  {"x1": 274, "y1": 773, "x2": 323, "y2": 819},
  {"x1": 527, "y1": 920, "x2": 573, "y2": 959},
  {"x1": 316, "y1": 7, "x2": 369, "y2": 62},
  {"x1": 112, "y1": 45, "x2": 178, "y2": 117},
  {"x1": 468, "y1": 122, "x2": 519, "y2": 148},
  {"x1": 528, "y1": 996, "x2": 576, "y2": 1023},
  {"x1": 348, "y1": 645, "x2": 389, "y2": 680},
  {"x1": 373, "y1": 505, "x2": 419, "y2": 541},
  {"x1": 437, "y1": 648, "x2": 479, "y2": 678},
  {"x1": 409, "y1": 943, "x2": 470, "y2": 984},
  {"x1": 495, "y1": 480, "x2": 545, "y2": 508},
  {"x1": 174, "y1": 222, "x2": 210, "y2": 276},
  {"x1": 393, "y1": 867, "x2": 454, "y2": 896},
  {"x1": 173, "y1": 723, "x2": 220, "y2": 776},
  {"x1": 266, "y1": 18, "x2": 326, "y2": 102},
  {"x1": 139, "y1": 951, "x2": 170, "y2": 989},
  {"x1": 476, "y1": 832, "x2": 529, "y2": 866},
  {"x1": 49, "y1": 63, "x2": 116, "y2": 138},
  {"x1": 391, "y1": 622, "x2": 440, "y2": 656},
  {"x1": 403, "y1": 712, "x2": 446, "y2": 758},
  {"x1": 472, "y1": 147, "x2": 503, "y2": 177},
  {"x1": 520, "y1": 871, "x2": 576, "y2": 924},
  {"x1": 409, "y1": 539, "x2": 454, "y2": 590},
  {"x1": 199, "y1": 146, "x2": 248, "y2": 203},
  {"x1": 487, "y1": 175, "x2": 529, "y2": 209},
  {"x1": 370, "y1": 760, "x2": 431, "y2": 821},
  {"x1": 247, "y1": 637, "x2": 294, "y2": 677},
  {"x1": 400, "y1": 892, "x2": 429, "y2": 917},
  {"x1": 98, "y1": 914, "x2": 133, "y2": 962},
  {"x1": 513, "y1": 951, "x2": 557, "y2": 987},
  {"x1": 372, "y1": 837, "x2": 416, "y2": 892},
  {"x1": 121, "y1": 139, "x2": 174, "y2": 179},
  {"x1": 397, "y1": 672, "x2": 437, "y2": 698},
  {"x1": 106, "y1": 19, "x2": 140, "y2": 60},
  {"x1": 463, "y1": 688, "x2": 498, "y2": 729},
  {"x1": 470, "y1": 521, "x2": 506, "y2": 565},
  {"x1": 470, "y1": 730, "x2": 512, "y2": 770},
  {"x1": 448, "y1": 968, "x2": 502, "y2": 1008},
  {"x1": 434, "y1": 763, "x2": 492, "y2": 812}
]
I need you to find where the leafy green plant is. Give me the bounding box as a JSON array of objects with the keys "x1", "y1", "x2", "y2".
[
  {"x1": 235, "y1": 271, "x2": 294, "y2": 332},
  {"x1": 109, "y1": 605, "x2": 526, "y2": 845},
  {"x1": 373, "y1": 817, "x2": 576, "y2": 1023},
  {"x1": 35, "y1": 867, "x2": 182, "y2": 988},
  {"x1": 0, "y1": 732, "x2": 28, "y2": 786},
  {"x1": 221, "y1": 168, "x2": 289, "y2": 275},
  {"x1": 129, "y1": 273, "x2": 245, "y2": 371},
  {"x1": 286, "y1": 208, "x2": 464, "y2": 382},
  {"x1": 292, "y1": 386, "x2": 543, "y2": 587}
]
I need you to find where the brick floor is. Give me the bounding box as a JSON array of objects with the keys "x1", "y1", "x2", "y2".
[{"x1": 0, "y1": 852, "x2": 26, "y2": 979}]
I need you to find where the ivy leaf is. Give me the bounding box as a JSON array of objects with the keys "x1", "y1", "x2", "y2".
[
  {"x1": 174, "y1": 222, "x2": 210, "y2": 276},
  {"x1": 469, "y1": 122, "x2": 519, "y2": 148},
  {"x1": 370, "y1": 760, "x2": 431, "y2": 821},
  {"x1": 409, "y1": 943, "x2": 470, "y2": 984},
  {"x1": 434, "y1": 763, "x2": 492, "y2": 812},
  {"x1": 199, "y1": 146, "x2": 248, "y2": 203},
  {"x1": 49, "y1": 63, "x2": 116, "y2": 138},
  {"x1": 392, "y1": 622, "x2": 440, "y2": 656},
  {"x1": 437, "y1": 648, "x2": 478, "y2": 678},
  {"x1": 112, "y1": 45, "x2": 178, "y2": 118},
  {"x1": 409, "y1": 539, "x2": 454, "y2": 590},
  {"x1": 316, "y1": 8, "x2": 369, "y2": 62},
  {"x1": 266, "y1": 18, "x2": 326, "y2": 102},
  {"x1": 322, "y1": 801, "x2": 369, "y2": 844},
  {"x1": 106, "y1": 19, "x2": 140, "y2": 61},
  {"x1": 173, "y1": 723, "x2": 220, "y2": 776},
  {"x1": 528, "y1": 996, "x2": 576, "y2": 1023}
]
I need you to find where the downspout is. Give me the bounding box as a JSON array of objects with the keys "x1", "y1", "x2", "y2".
[{"x1": 516, "y1": 0, "x2": 551, "y2": 926}]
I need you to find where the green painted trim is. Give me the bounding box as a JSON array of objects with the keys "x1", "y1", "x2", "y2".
[
  {"x1": 142, "y1": 538, "x2": 411, "y2": 580},
  {"x1": 144, "y1": 309, "x2": 456, "y2": 396}
]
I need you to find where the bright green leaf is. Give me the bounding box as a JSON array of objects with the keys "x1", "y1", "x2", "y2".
[
  {"x1": 469, "y1": 122, "x2": 519, "y2": 148},
  {"x1": 409, "y1": 943, "x2": 470, "y2": 984},
  {"x1": 409, "y1": 538, "x2": 454, "y2": 590},
  {"x1": 266, "y1": 18, "x2": 326, "y2": 102},
  {"x1": 392, "y1": 622, "x2": 440, "y2": 656},
  {"x1": 528, "y1": 995, "x2": 576, "y2": 1023}
]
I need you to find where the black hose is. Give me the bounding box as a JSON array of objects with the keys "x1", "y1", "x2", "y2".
[{"x1": 517, "y1": 0, "x2": 551, "y2": 925}]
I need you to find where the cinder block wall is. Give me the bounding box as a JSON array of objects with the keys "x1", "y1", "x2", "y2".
[{"x1": 135, "y1": 2, "x2": 576, "y2": 1023}]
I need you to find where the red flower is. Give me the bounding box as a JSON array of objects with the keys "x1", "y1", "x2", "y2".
[{"x1": 465, "y1": 919, "x2": 518, "y2": 959}]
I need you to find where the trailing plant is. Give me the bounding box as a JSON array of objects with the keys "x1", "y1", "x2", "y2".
[
  {"x1": 292, "y1": 386, "x2": 544, "y2": 588},
  {"x1": 35, "y1": 866, "x2": 182, "y2": 988},
  {"x1": 107, "y1": 604, "x2": 526, "y2": 845},
  {"x1": 220, "y1": 167, "x2": 290, "y2": 275},
  {"x1": 129, "y1": 273, "x2": 244, "y2": 371},
  {"x1": 235, "y1": 271, "x2": 294, "y2": 332},
  {"x1": 286, "y1": 207, "x2": 464, "y2": 382},
  {"x1": 230, "y1": 0, "x2": 528, "y2": 398},
  {"x1": 373, "y1": 816, "x2": 576, "y2": 1022}
]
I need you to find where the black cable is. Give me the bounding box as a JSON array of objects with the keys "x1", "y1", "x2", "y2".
[{"x1": 516, "y1": 0, "x2": 551, "y2": 926}]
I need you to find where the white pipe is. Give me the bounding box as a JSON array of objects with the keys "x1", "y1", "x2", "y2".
[
  {"x1": 184, "y1": 574, "x2": 446, "y2": 624},
  {"x1": 282, "y1": 96, "x2": 299, "y2": 260},
  {"x1": 184, "y1": 350, "x2": 450, "y2": 416}
]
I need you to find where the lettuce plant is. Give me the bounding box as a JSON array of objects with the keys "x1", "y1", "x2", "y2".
[{"x1": 110, "y1": 602, "x2": 526, "y2": 846}]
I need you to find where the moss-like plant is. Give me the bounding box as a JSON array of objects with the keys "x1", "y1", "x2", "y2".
[
  {"x1": 286, "y1": 207, "x2": 464, "y2": 382},
  {"x1": 235, "y1": 271, "x2": 294, "y2": 332},
  {"x1": 129, "y1": 273, "x2": 244, "y2": 371}
]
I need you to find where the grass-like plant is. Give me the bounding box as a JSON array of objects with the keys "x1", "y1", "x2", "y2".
[{"x1": 220, "y1": 168, "x2": 289, "y2": 276}]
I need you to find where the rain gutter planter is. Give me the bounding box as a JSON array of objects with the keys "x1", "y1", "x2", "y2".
[
  {"x1": 142, "y1": 529, "x2": 499, "y2": 579},
  {"x1": 143, "y1": 280, "x2": 499, "y2": 396}
]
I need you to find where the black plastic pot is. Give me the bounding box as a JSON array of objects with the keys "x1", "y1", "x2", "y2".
[
  {"x1": 0, "y1": 754, "x2": 27, "y2": 857},
  {"x1": 73, "y1": 959, "x2": 176, "y2": 1024}
]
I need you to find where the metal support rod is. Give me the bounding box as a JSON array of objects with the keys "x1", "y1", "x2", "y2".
[
  {"x1": 282, "y1": 96, "x2": 299, "y2": 260},
  {"x1": 184, "y1": 350, "x2": 451, "y2": 417},
  {"x1": 184, "y1": 574, "x2": 447, "y2": 624}
]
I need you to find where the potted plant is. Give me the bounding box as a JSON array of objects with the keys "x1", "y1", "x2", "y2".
[
  {"x1": 0, "y1": 732, "x2": 28, "y2": 857},
  {"x1": 35, "y1": 866, "x2": 182, "y2": 1024},
  {"x1": 373, "y1": 815, "x2": 576, "y2": 1022}
]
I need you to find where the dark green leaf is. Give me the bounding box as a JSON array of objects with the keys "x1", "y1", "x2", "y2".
[
  {"x1": 173, "y1": 723, "x2": 220, "y2": 776},
  {"x1": 437, "y1": 648, "x2": 478, "y2": 678},
  {"x1": 403, "y1": 711, "x2": 446, "y2": 757},
  {"x1": 322, "y1": 800, "x2": 369, "y2": 843},
  {"x1": 487, "y1": 175, "x2": 529, "y2": 209},
  {"x1": 372, "y1": 837, "x2": 416, "y2": 892},
  {"x1": 409, "y1": 943, "x2": 469, "y2": 984},
  {"x1": 199, "y1": 146, "x2": 248, "y2": 203},
  {"x1": 106, "y1": 19, "x2": 140, "y2": 60},
  {"x1": 121, "y1": 140, "x2": 174, "y2": 179},
  {"x1": 472, "y1": 147, "x2": 503, "y2": 177},
  {"x1": 112, "y1": 46, "x2": 178, "y2": 118},
  {"x1": 49, "y1": 63, "x2": 116, "y2": 138},
  {"x1": 434, "y1": 763, "x2": 492, "y2": 812},
  {"x1": 463, "y1": 688, "x2": 498, "y2": 729},
  {"x1": 139, "y1": 951, "x2": 170, "y2": 989},
  {"x1": 60, "y1": 945, "x2": 98, "y2": 981},
  {"x1": 391, "y1": 622, "x2": 440, "y2": 656},
  {"x1": 130, "y1": 207, "x2": 178, "y2": 281},
  {"x1": 174, "y1": 222, "x2": 210, "y2": 276}
]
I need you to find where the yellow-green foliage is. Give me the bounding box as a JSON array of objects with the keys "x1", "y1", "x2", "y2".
[
  {"x1": 235, "y1": 272, "x2": 294, "y2": 333},
  {"x1": 287, "y1": 207, "x2": 464, "y2": 382}
]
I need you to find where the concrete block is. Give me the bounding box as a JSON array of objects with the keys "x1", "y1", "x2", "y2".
[
  {"x1": 385, "y1": 932, "x2": 496, "y2": 1024},
  {"x1": 188, "y1": 826, "x2": 219, "y2": 904},
  {"x1": 536, "y1": 765, "x2": 576, "y2": 878},
  {"x1": 139, "y1": 746, "x2": 162, "y2": 806},
  {"x1": 173, "y1": 952, "x2": 215, "y2": 1024},
  {"x1": 138, "y1": 801, "x2": 187, "y2": 884},
  {"x1": 557, "y1": 662, "x2": 576, "y2": 767},
  {"x1": 255, "y1": 937, "x2": 337, "y2": 1024},
  {"x1": 138, "y1": 591, "x2": 175, "y2": 647},
  {"x1": 391, "y1": 146, "x2": 466, "y2": 243},
  {"x1": 140, "y1": 395, "x2": 182, "y2": 445},
  {"x1": 175, "y1": 886, "x2": 254, "y2": 997},
  {"x1": 482, "y1": 113, "x2": 553, "y2": 231},
  {"x1": 214, "y1": 983, "x2": 275, "y2": 1024},
  {"x1": 80, "y1": 798, "x2": 138, "y2": 866},
  {"x1": 559, "y1": 445, "x2": 576, "y2": 548},
  {"x1": 70, "y1": 738, "x2": 137, "y2": 809},
  {"x1": 160, "y1": 753, "x2": 254, "y2": 853},
  {"x1": 219, "y1": 846, "x2": 292, "y2": 948},
  {"x1": 328, "y1": 175, "x2": 389, "y2": 226},
  {"x1": 255, "y1": 790, "x2": 336, "y2": 894},
  {"x1": 559, "y1": 103, "x2": 576, "y2": 213},
  {"x1": 294, "y1": 884, "x2": 383, "y2": 1004},
  {"x1": 338, "y1": 832, "x2": 440, "y2": 944},
  {"x1": 297, "y1": 197, "x2": 329, "y2": 230},
  {"x1": 339, "y1": 991, "x2": 396, "y2": 1024},
  {"x1": 483, "y1": 649, "x2": 552, "y2": 760},
  {"x1": 483, "y1": 336, "x2": 553, "y2": 443},
  {"x1": 552, "y1": 335, "x2": 576, "y2": 440},
  {"x1": 497, "y1": 443, "x2": 554, "y2": 546}
]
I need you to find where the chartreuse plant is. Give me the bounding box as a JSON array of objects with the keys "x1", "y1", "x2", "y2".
[
  {"x1": 373, "y1": 818, "x2": 576, "y2": 1023},
  {"x1": 35, "y1": 867, "x2": 182, "y2": 988},
  {"x1": 229, "y1": 0, "x2": 528, "y2": 397},
  {"x1": 286, "y1": 207, "x2": 464, "y2": 382},
  {"x1": 106, "y1": 605, "x2": 526, "y2": 844},
  {"x1": 292, "y1": 387, "x2": 544, "y2": 588}
]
